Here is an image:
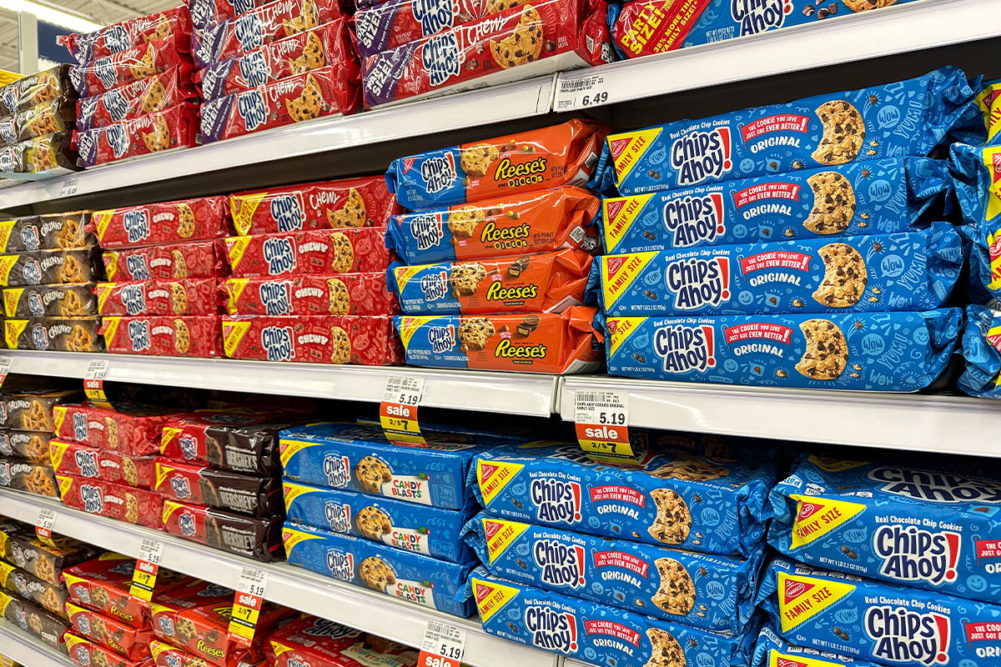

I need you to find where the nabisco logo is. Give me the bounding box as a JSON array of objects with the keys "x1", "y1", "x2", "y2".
[
  {"x1": 868, "y1": 468, "x2": 1001, "y2": 503},
  {"x1": 419, "y1": 271, "x2": 449, "y2": 301},
  {"x1": 413, "y1": 0, "x2": 455, "y2": 36},
  {"x1": 239, "y1": 50, "x2": 268, "y2": 88},
  {"x1": 123, "y1": 208, "x2": 150, "y2": 244},
  {"x1": 865, "y1": 606, "x2": 950, "y2": 665},
  {"x1": 421, "y1": 153, "x2": 456, "y2": 194},
  {"x1": 874, "y1": 525, "x2": 960, "y2": 586},
  {"x1": 237, "y1": 89, "x2": 267, "y2": 132},
  {"x1": 524, "y1": 606, "x2": 578, "y2": 653},
  {"x1": 121, "y1": 283, "x2": 146, "y2": 315},
  {"x1": 665, "y1": 256, "x2": 730, "y2": 310},
  {"x1": 428, "y1": 324, "x2": 456, "y2": 353},
  {"x1": 654, "y1": 324, "x2": 715, "y2": 373},
  {"x1": 262, "y1": 236, "x2": 296, "y2": 274},
  {"x1": 270, "y1": 193, "x2": 305, "y2": 231},
  {"x1": 671, "y1": 128, "x2": 732, "y2": 186},
  {"x1": 422, "y1": 32, "x2": 463, "y2": 87},
  {"x1": 261, "y1": 325, "x2": 294, "y2": 361},
  {"x1": 259, "y1": 281, "x2": 293, "y2": 315},
  {"x1": 533, "y1": 539, "x2": 586, "y2": 589},
  {"x1": 663, "y1": 192, "x2": 725, "y2": 247},
  {"x1": 409, "y1": 212, "x2": 444, "y2": 250},
  {"x1": 128, "y1": 319, "x2": 151, "y2": 352},
  {"x1": 730, "y1": 0, "x2": 791, "y2": 36},
  {"x1": 531, "y1": 478, "x2": 582, "y2": 525}
]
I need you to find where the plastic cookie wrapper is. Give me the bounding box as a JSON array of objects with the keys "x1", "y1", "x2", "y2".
[
  {"x1": 224, "y1": 227, "x2": 391, "y2": 276},
  {"x1": 0, "y1": 387, "x2": 83, "y2": 431},
  {"x1": 59, "y1": 7, "x2": 192, "y2": 64},
  {"x1": 752, "y1": 623, "x2": 886, "y2": 667},
  {"x1": 91, "y1": 195, "x2": 229, "y2": 249},
  {"x1": 0, "y1": 590, "x2": 70, "y2": 651},
  {"x1": 101, "y1": 315, "x2": 225, "y2": 359},
  {"x1": 154, "y1": 458, "x2": 283, "y2": 517},
  {"x1": 222, "y1": 314, "x2": 403, "y2": 365},
  {"x1": 96, "y1": 279, "x2": 222, "y2": 317},
  {"x1": 0, "y1": 457, "x2": 59, "y2": 498},
  {"x1": 0, "y1": 65, "x2": 73, "y2": 115},
  {"x1": 0, "y1": 428, "x2": 53, "y2": 463},
  {"x1": 74, "y1": 102, "x2": 199, "y2": 168},
  {"x1": 56, "y1": 474, "x2": 165, "y2": 530},
  {"x1": 68, "y1": 32, "x2": 193, "y2": 98},
  {"x1": 0, "y1": 95, "x2": 76, "y2": 146},
  {"x1": 52, "y1": 402, "x2": 186, "y2": 456},
  {"x1": 51, "y1": 438, "x2": 156, "y2": 489},
  {"x1": 4, "y1": 317, "x2": 103, "y2": 352},
  {"x1": 0, "y1": 559, "x2": 68, "y2": 618},
  {"x1": 4, "y1": 284, "x2": 97, "y2": 318},
  {"x1": 103, "y1": 240, "x2": 227, "y2": 281},
  {"x1": 0, "y1": 246, "x2": 101, "y2": 287},
  {"x1": 222, "y1": 273, "x2": 398, "y2": 316},
  {"x1": 76, "y1": 66, "x2": 199, "y2": 131},
  {"x1": 161, "y1": 499, "x2": 286, "y2": 563},
  {"x1": 0, "y1": 211, "x2": 94, "y2": 252}
]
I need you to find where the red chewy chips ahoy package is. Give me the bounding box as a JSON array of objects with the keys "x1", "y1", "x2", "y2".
[
  {"x1": 96, "y1": 279, "x2": 221, "y2": 316},
  {"x1": 101, "y1": 315, "x2": 224, "y2": 358},
  {"x1": 56, "y1": 475, "x2": 164, "y2": 530},
  {"x1": 50, "y1": 438, "x2": 156, "y2": 489},
  {"x1": 198, "y1": 66, "x2": 360, "y2": 143},
  {"x1": 76, "y1": 67, "x2": 199, "y2": 132},
  {"x1": 103, "y1": 240, "x2": 227, "y2": 281},
  {"x1": 222, "y1": 273, "x2": 398, "y2": 315},
  {"x1": 186, "y1": 0, "x2": 277, "y2": 29},
  {"x1": 229, "y1": 175, "x2": 397, "y2": 235},
  {"x1": 224, "y1": 228, "x2": 391, "y2": 276},
  {"x1": 222, "y1": 314, "x2": 403, "y2": 365},
  {"x1": 91, "y1": 196, "x2": 230, "y2": 249},
  {"x1": 52, "y1": 403, "x2": 180, "y2": 456},
  {"x1": 59, "y1": 7, "x2": 192, "y2": 64},
  {"x1": 75, "y1": 103, "x2": 199, "y2": 168},
  {"x1": 68, "y1": 33, "x2": 192, "y2": 97},
  {"x1": 198, "y1": 20, "x2": 356, "y2": 101}
]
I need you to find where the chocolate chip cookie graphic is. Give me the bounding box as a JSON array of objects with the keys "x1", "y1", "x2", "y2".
[
  {"x1": 124, "y1": 493, "x2": 139, "y2": 523},
  {"x1": 327, "y1": 278, "x2": 350, "y2": 315},
  {"x1": 355, "y1": 456, "x2": 391, "y2": 494},
  {"x1": 795, "y1": 318, "x2": 849, "y2": 380},
  {"x1": 142, "y1": 76, "x2": 167, "y2": 114},
  {"x1": 327, "y1": 187, "x2": 367, "y2": 228},
  {"x1": 174, "y1": 318, "x2": 191, "y2": 355},
  {"x1": 285, "y1": 73, "x2": 324, "y2": 123},
  {"x1": 23, "y1": 400, "x2": 51, "y2": 431},
  {"x1": 651, "y1": 458, "x2": 729, "y2": 482},
  {"x1": 447, "y1": 206, "x2": 485, "y2": 238},
  {"x1": 290, "y1": 30, "x2": 326, "y2": 74},
  {"x1": 25, "y1": 467, "x2": 56, "y2": 497},
  {"x1": 356, "y1": 506, "x2": 392, "y2": 540},
  {"x1": 458, "y1": 317, "x2": 495, "y2": 352},
  {"x1": 175, "y1": 615, "x2": 197, "y2": 646},
  {"x1": 105, "y1": 417, "x2": 119, "y2": 449},
  {"x1": 812, "y1": 100, "x2": 865, "y2": 165},
  {"x1": 652, "y1": 558, "x2": 695, "y2": 616},
  {"x1": 359, "y1": 556, "x2": 396, "y2": 591},
  {"x1": 122, "y1": 456, "x2": 138, "y2": 486},
  {"x1": 171, "y1": 281, "x2": 188, "y2": 315},
  {"x1": 644, "y1": 628, "x2": 686, "y2": 667},
  {"x1": 813, "y1": 243, "x2": 867, "y2": 308},
  {"x1": 330, "y1": 231, "x2": 354, "y2": 272},
  {"x1": 489, "y1": 6, "x2": 543, "y2": 69},
  {"x1": 177, "y1": 203, "x2": 196, "y2": 239},
  {"x1": 842, "y1": 0, "x2": 896, "y2": 10},
  {"x1": 330, "y1": 326, "x2": 352, "y2": 364},
  {"x1": 449, "y1": 263, "x2": 486, "y2": 297},
  {"x1": 459, "y1": 144, "x2": 500, "y2": 178},
  {"x1": 804, "y1": 171, "x2": 856, "y2": 235},
  {"x1": 647, "y1": 489, "x2": 691, "y2": 545}
]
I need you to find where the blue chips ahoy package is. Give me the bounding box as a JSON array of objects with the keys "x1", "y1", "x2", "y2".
[
  {"x1": 469, "y1": 568, "x2": 757, "y2": 666},
  {"x1": 283, "y1": 479, "x2": 476, "y2": 563},
  {"x1": 462, "y1": 511, "x2": 763, "y2": 632},
  {"x1": 768, "y1": 453, "x2": 1001, "y2": 604},
  {"x1": 280, "y1": 422, "x2": 495, "y2": 510},
  {"x1": 604, "y1": 309, "x2": 961, "y2": 390},
  {"x1": 468, "y1": 441, "x2": 775, "y2": 556},
  {"x1": 590, "y1": 224, "x2": 961, "y2": 317},
  {"x1": 596, "y1": 67, "x2": 982, "y2": 195},
  {"x1": 958, "y1": 304, "x2": 1001, "y2": 398},
  {"x1": 282, "y1": 521, "x2": 475, "y2": 617},
  {"x1": 600, "y1": 158, "x2": 952, "y2": 253},
  {"x1": 757, "y1": 557, "x2": 1001, "y2": 667},
  {"x1": 753, "y1": 624, "x2": 887, "y2": 667}
]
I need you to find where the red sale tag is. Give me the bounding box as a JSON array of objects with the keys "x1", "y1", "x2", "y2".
[
  {"x1": 417, "y1": 620, "x2": 466, "y2": 667},
  {"x1": 228, "y1": 567, "x2": 267, "y2": 648},
  {"x1": 129, "y1": 539, "x2": 163, "y2": 602},
  {"x1": 84, "y1": 359, "x2": 114, "y2": 411},
  {"x1": 380, "y1": 376, "x2": 427, "y2": 447},
  {"x1": 0, "y1": 357, "x2": 11, "y2": 387},
  {"x1": 574, "y1": 390, "x2": 636, "y2": 464}
]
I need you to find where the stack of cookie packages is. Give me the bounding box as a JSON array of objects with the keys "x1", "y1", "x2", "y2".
[
  {"x1": 91, "y1": 195, "x2": 230, "y2": 358},
  {"x1": 0, "y1": 65, "x2": 79, "y2": 175},
  {"x1": 220, "y1": 175, "x2": 403, "y2": 365},
  {"x1": 64, "y1": 8, "x2": 200, "y2": 168},
  {"x1": 1, "y1": 211, "x2": 104, "y2": 352},
  {"x1": 0, "y1": 519, "x2": 96, "y2": 653},
  {"x1": 192, "y1": 0, "x2": 361, "y2": 144},
  {"x1": 0, "y1": 385, "x2": 80, "y2": 499},
  {"x1": 594, "y1": 67, "x2": 983, "y2": 392}
]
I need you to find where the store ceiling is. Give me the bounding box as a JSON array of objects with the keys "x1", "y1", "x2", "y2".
[{"x1": 0, "y1": 0, "x2": 180, "y2": 73}]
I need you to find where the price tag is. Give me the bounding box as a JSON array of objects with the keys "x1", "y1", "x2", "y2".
[
  {"x1": 57, "y1": 177, "x2": 79, "y2": 198},
  {"x1": 35, "y1": 508, "x2": 57, "y2": 547},
  {"x1": 228, "y1": 567, "x2": 268, "y2": 648},
  {"x1": 417, "y1": 620, "x2": 466, "y2": 667},
  {"x1": 84, "y1": 359, "x2": 113, "y2": 410},
  {"x1": 379, "y1": 376, "x2": 427, "y2": 447},
  {"x1": 129, "y1": 539, "x2": 163, "y2": 602},
  {"x1": 574, "y1": 390, "x2": 634, "y2": 463},
  {"x1": 0, "y1": 357, "x2": 12, "y2": 387},
  {"x1": 555, "y1": 74, "x2": 610, "y2": 112}
]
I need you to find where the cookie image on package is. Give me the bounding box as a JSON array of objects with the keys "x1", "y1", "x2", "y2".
[
  {"x1": 171, "y1": 281, "x2": 188, "y2": 314},
  {"x1": 24, "y1": 400, "x2": 52, "y2": 430},
  {"x1": 490, "y1": 6, "x2": 543, "y2": 69},
  {"x1": 66, "y1": 325, "x2": 94, "y2": 351},
  {"x1": 125, "y1": 493, "x2": 139, "y2": 523},
  {"x1": 647, "y1": 488, "x2": 691, "y2": 545},
  {"x1": 356, "y1": 506, "x2": 392, "y2": 540},
  {"x1": 327, "y1": 278, "x2": 350, "y2": 315},
  {"x1": 843, "y1": 0, "x2": 897, "y2": 10},
  {"x1": 105, "y1": 417, "x2": 119, "y2": 449},
  {"x1": 174, "y1": 318, "x2": 191, "y2": 354},
  {"x1": 284, "y1": 0, "x2": 319, "y2": 34},
  {"x1": 142, "y1": 77, "x2": 167, "y2": 114},
  {"x1": 291, "y1": 31, "x2": 326, "y2": 74},
  {"x1": 812, "y1": 100, "x2": 865, "y2": 165},
  {"x1": 458, "y1": 317, "x2": 495, "y2": 352},
  {"x1": 60, "y1": 255, "x2": 86, "y2": 283},
  {"x1": 795, "y1": 318, "x2": 848, "y2": 380},
  {"x1": 25, "y1": 467, "x2": 56, "y2": 496},
  {"x1": 61, "y1": 290, "x2": 89, "y2": 317},
  {"x1": 286, "y1": 74, "x2": 324, "y2": 122},
  {"x1": 91, "y1": 587, "x2": 111, "y2": 609},
  {"x1": 122, "y1": 456, "x2": 138, "y2": 486},
  {"x1": 330, "y1": 326, "x2": 352, "y2": 364},
  {"x1": 450, "y1": 263, "x2": 487, "y2": 297},
  {"x1": 39, "y1": 587, "x2": 61, "y2": 614},
  {"x1": 644, "y1": 627, "x2": 686, "y2": 667},
  {"x1": 460, "y1": 144, "x2": 500, "y2": 177},
  {"x1": 177, "y1": 203, "x2": 196, "y2": 238},
  {"x1": 327, "y1": 188, "x2": 366, "y2": 228},
  {"x1": 359, "y1": 556, "x2": 395, "y2": 590},
  {"x1": 130, "y1": 44, "x2": 156, "y2": 79},
  {"x1": 172, "y1": 249, "x2": 188, "y2": 278},
  {"x1": 330, "y1": 232, "x2": 354, "y2": 272},
  {"x1": 56, "y1": 217, "x2": 83, "y2": 248},
  {"x1": 652, "y1": 558, "x2": 695, "y2": 616},
  {"x1": 447, "y1": 207, "x2": 485, "y2": 238},
  {"x1": 355, "y1": 456, "x2": 391, "y2": 494},
  {"x1": 175, "y1": 616, "x2": 197, "y2": 645},
  {"x1": 143, "y1": 113, "x2": 171, "y2": 153},
  {"x1": 813, "y1": 243, "x2": 867, "y2": 307},
  {"x1": 652, "y1": 458, "x2": 729, "y2": 482},
  {"x1": 26, "y1": 435, "x2": 47, "y2": 461},
  {"x1": 804, "y1": 171, "x2": 856, "y2": 234}
]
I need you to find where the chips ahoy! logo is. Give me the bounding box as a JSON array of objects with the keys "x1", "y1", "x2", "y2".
[
  {"x1": 865, "y1": 606, "x2": 950, "y2": 665},
  {"x1": 128, "y1": 319, "x2": 151, "y2": 352},
  {"x1": 422, "y1": 32, "x2": 463, "y2": 87},
  {"x1": 106, "y1": 124, "x2": 130, "y2": 158},
  {"x1": 73, "y1": 450, "x2": 99, "y2": 477},
  {"x1": 262, "y1": 236, "x2": 296, "y2": 274},
  {"x1": 413, "y1": 0, "x2": 455, "y2": 36},
  {"x1": 663, "y1": 192, "x2": 726, "y2": 247},
  {"x1": 123, "y1": 209, "x2": 150, "y2": 244},
  {"x1": 238, "y1": 50, "x2": 268, "y2": 88},
  {"x1": 665, "y1": 257, "x2": 730, "y2": 310},
  {"x1": 80, "y1": 484, "x2": 103, "y2": 513},
  {"x1": 874, "y1": 525, "x2": 960, "y2": 586},
  {"x1": 654, "y1": 324, "x2": 715, "y2": 373},
  {"x1": 125, "y1": 254, "x2": 150, "y2": 280},
  {"x1": 410, "y1": 212, "x2": 444, "y2": 250},
  {"x1": 325, "y1": 549, "x2": 354, "y2": 582},
  {"x1": 419, "y1": 271, "x2": 449, "y2": 301},
  {"x1": 427, "y1": 324, "x2": 456, "y2": 353},
  {"x1": 270, "y1": 193, "x2": 305, "y2": 232},
  {"x1": 533, "y1": 540, "x2": 586, "y2": 589},
  {"x1": 671, "y1": 128, "x2": 732, "y2": 186},
  {"x1": 94, "y1": 56, "x2": 118, "y2": 89},
  {"x1": 259, "y1": 281, "x2": 293, "y2": 316},
  {"x1": 420, "y1": 153, "x2": 457, "y2": 194},
  {"x1": 531, "y1": 479, "x2": 582, "y2": 525},
  {"x1": 104, "y1": 89, "x2": 129, "y2": 122},
  {"x1": 235, "y1": 13, "x2": 264, "y2": 52},
  {"x1": 868, "y1": 468, "x2": 1001, "y2": 503},
  {"x1": 237, "y1": 89, "x2": 267, "y2": 132},
  {"x1": 261, "y1": 326, "x2": 294, "y2": 361},
  {"x1": 104, "y1": 25, "x2": 130, "y2": 52},
  {"x1": 730, "y1": 0, "x2": 791, "y2": 36},
  {"x1": 524, "y1": 606, "x2": 578, "y2": 653}
]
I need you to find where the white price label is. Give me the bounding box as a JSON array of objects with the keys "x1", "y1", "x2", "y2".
[
  {"x1": 555, "y1": 74, "x2": 610, "y2": 111},
  {"x1": 419, "y1": 620, "x2": 467, "y2": 664},
  {"x1": 574, "y1": 390, "x2": 634, "y2": 461},
  {"x1": 0, "y1": 357, "x2": 12, "y2": 387},
  {"x1": 57, "y1": 177, "x2": 79, "y2": 198},
  {"x1": 85, "y1": 359, "x2": 109, "y2": 382},
  {"x1": 382, "y1": 376, "x2": 425, "y2": 407},
  {"x1": 237, "y1": 566, "x2": 268, "y2": 599},
  {"x1": 575, "y1": 390, "x2": 628, "y2": 427},
  {"x1": 138, "y1": 538, "x2": 163, "y2": 566},
  {"x1": 36, "y1": 508, "x2": 56, "y2": 532}
]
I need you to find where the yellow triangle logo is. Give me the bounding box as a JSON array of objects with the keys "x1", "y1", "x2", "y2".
[
  {"x1": 789, "y1": 494, "x2": 866, "y2": 549},
  {"x1": 49, "y1": 440, "x2": 69, "y2": 471},
  {"x1": 230, "y1": 192, "x2": 268, "y2": 236},
  {"x1": 95, "y1": 283, "x2": 113, "y2": 314},
  {"x1": 93, "y1": 209, "x2": 116, "y2": 242},
  {"x1": 4, "y1": 320, "x2": 26, "y2": 348},
  {"x1": 223, "y1": 278, "x2": 249, "y2": 315},
  {"x1": 777, "y1": 571, "x2": 855, "y2": 633},
  {"x1": 154, "y1": 461, "x2": 175, "y2": 491},
  {"x1": 223, "y1": 319, "x2": 251, "y2": 357},
  {"x1": 101, "y1": 317, "x2": 120, "y2": 346},
  {"x1": 471, "y1": 576, "x2": 521, "y2": 623},
  {"x1": 602, "y1": 194, "x2": 654, "y2": 253},
  {"x1": 0, "y1": 221, "x2": 14, "y2": 253},
  {"x1": 606, "y1": 128, "x2": 662, "y2": 187},
  {"x1": 225, "y1": 236, "x2": 252, "y2": 270},
  {"x1": 600, "y1": 252, "x2": 656, "y2": 311},
  {"x1": 476, "y1": 459, "x2": 524, "y2": 507},
  {"x1": 0, "y1": 256, "x2": 18, "y2": 287},
  {"x1": 483, "y1": 517, "x2": 530, "y2": 564},
  {"x1": 607, "y1": 317, "x2": 645, "y2": 357},
  {"x1": 103, "y1": 252, "x2": 119, "y2": 280},
  {"x1": 2, "y1": 287, "x2": 21, "y2": 317},
  {"x1": 396, "y1": 315, "x2": 438, "y2": 349},
  {"x1": 769, "y1": 648, "x2": 848, "y2": 667}
]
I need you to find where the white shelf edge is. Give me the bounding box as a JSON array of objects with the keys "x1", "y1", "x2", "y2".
[
  {"x1": 1, "y1": 350, "x2": 558, "y2": 418},
  {"x1": 0, "y1": 74, "x2": 558, "y2": 209},
  {"x1": 0, "y1": 619, "x2": 71, "y2": 666},
  {"x1": 560, "y1": 376, "x2": 1001, "y2": 456},
  {"x1": 555, "y1": 0, "x2": 1001, "y2": 110},
  {"x1": 0, "y1": 490, "x2": 559, "y2": 667}
]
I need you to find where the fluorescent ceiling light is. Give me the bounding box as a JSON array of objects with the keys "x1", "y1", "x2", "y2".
[{"x1": 3, "y1": 0, "x2": 102, "y2": 32}]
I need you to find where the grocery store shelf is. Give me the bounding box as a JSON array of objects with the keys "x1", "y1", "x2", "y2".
[
  {"x1": 0, "y1": 620, "x2": 71, "y2": 666},
  {"x1": 555, "y1": 0, "x2": 1001, "y2": 111},
  {"x1": 2, "y1": 350, "x2": 558, "y2": 417},
  {"x1": 0, "y1": 75, "x2": 558, "y2": 209},
  {"x1": 0, "y1": 489, "x2": 559, "y2": 667},
  {"x1": 559, "y1": 376, "x2": 1001, "y2": 456}
]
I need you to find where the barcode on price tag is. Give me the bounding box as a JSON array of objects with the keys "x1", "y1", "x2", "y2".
[
  {"x1": 35, "y1": 508, "x2": 56, "y2": 546},
  {"x1": 228, "y1": 567, "x2": 268, "y2": 647},
  {"x1": 130, "y1": 538, "x2": 163, "y2": 601},
  {"x1": 417, "y1": 620, "x2": 466, "y2": 667},
  {"x1": 555, "y1": 74, "x2": 610, "y2": 111},
  {"x1": 574, "y1": 390, "x2": 636, "y2": 462},
  {"x1": 380, "y1": 376, "x2": 427, "y2": 447}
]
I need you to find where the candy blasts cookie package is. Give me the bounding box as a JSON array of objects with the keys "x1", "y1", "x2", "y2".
[
  {"x1": 56, "y1": 474, "x2": 165, "y2": 530},
  {"x1": 469, "y1": 441, "x2": 776, "y2": 556},
  {"x1": 752, "y1": 624, "x2": 886, "y2": 667},
  {"x1": 76, "y1": 67, "x2": 199, "y2": 132},
  {"x1": 101, "y1": 315, "x2": 225, "y2": 358},
  {"x1": 75, "y1": 103, "x2": 199, "y2": 168},
  {"x1": 591, "y1": 224, "x2": 962, "y2": 317},
  {"x1": 469, "y1": 569, "x2": 757, "y2": 666},
  {"x1": 96, "y1": 279, "x2": 221, "y2": 317},
  {"x1": 596, "y1": 67, "x2": 984, "y2": 195},
  {"x1": 604, "y1": 309, "x2": 961, "y2": 391},
  {"x1": 387, "y1": 119, "x2": 608, "y2": 210},
  {"x1": 283, "y1": 521, "x2": 476, "y2": 617},
  {"x1": 5, "y1": 318, "x2": 103, "y2": 352},
  {"x1": 222, "y1": 273, "x2": 398, "y2": 316},
  {"x1": 757, "y1": 557, "x2": 1001, "y2": 667},
  {"x1": 600, "y1": 157, "x2": 953, "y2": 254},
  {"x1": 91, "y1": 196, "x2": 230, "y2": 249},
  {"x1": 462, "y1": 511, "x2": 764, "y2": 632},
  {"x1": 224, "y1": 227, "x2": 390, "y2": 276},
  {"x1": 222, "y1": 314, "x2": 402, "y2": 365}
]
